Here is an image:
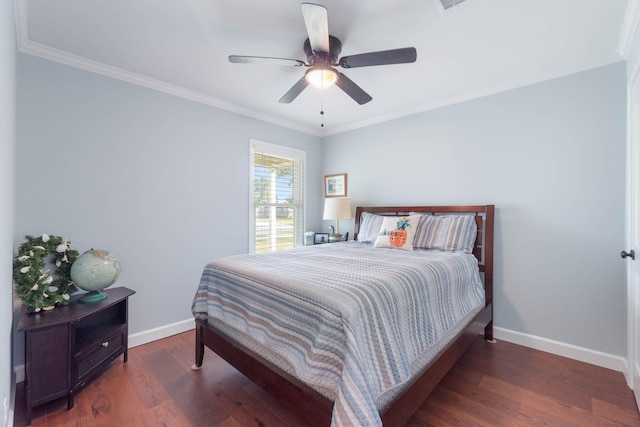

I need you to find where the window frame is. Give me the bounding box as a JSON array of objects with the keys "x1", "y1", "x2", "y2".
[{"x1": 249, "y1": 139, "x2": 306, "y2": 253}]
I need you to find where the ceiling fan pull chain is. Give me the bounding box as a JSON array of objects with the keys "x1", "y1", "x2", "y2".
[{"x1": 320, "y1": 92, "x2": 325, "y2": 128}]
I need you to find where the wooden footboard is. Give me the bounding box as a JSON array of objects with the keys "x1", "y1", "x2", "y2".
[
  {"x1": 380, "y1": 303, "x2": 492, "y2": 426},
  {"x1": 195, "y1": 317, "x2": 333, "y2": 427},
  {"x1": 195, "y1": 302, "x2": 492, "y2": 427},
  {"x1": 194, "y1": 205, "x2": 495, "y2": 426}
]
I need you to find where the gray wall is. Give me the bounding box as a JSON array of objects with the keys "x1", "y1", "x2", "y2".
[
  {"x1": 1, "y1": 0, "x2": 16, "y2": 424},
  {"x1": 322, "y1": 63, "x2": 627, "y2": 356},
  {"x1": 14, "y1": 54, "x2": 323, "y2": 365}
]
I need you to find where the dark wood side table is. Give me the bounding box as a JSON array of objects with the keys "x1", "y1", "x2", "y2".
[{"x1": 17, "y1": 286, "x2": 135, "y2": 424}]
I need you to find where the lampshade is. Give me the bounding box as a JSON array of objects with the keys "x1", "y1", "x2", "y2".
[
  {"x1": 323, "y1": 197, "x2": 352, "y2": 220},
  {"x1": 305, "y1": 67, "x2": 338, "y2": 89}
]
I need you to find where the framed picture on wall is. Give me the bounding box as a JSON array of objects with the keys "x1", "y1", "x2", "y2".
[{"x1": 324, "y1": 173, "x2": 347, "y2": 197}]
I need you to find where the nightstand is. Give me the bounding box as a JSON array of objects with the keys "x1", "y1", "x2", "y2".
[{"x1": 17, "y1": 286, "x2": 135, "y2": 424}]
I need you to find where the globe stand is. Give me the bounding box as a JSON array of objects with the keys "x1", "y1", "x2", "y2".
[{"x1": 78, "y1": 290, "x2": 108, "y2": 304}]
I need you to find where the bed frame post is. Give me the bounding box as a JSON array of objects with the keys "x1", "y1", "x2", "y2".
[
  {"x1": 483, "y1": 205, "x2": 495, "y2": 341},
  {"x1": 192, "y1": 320, "x2": 204, "y2": 371}
]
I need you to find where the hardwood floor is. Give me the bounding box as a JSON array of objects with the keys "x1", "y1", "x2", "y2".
[{"x1": 13, "y1": 331, "x2": 640, "y2": 426}]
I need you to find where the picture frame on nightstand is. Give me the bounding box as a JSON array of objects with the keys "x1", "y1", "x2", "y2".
[{"x1": 314, "y1": 232, "x2": 329, "y2": 244}]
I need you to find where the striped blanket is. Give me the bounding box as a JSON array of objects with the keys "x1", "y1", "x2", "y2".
[{"x1": 192, "y1": 242, "x2": 484, "y2": 427}]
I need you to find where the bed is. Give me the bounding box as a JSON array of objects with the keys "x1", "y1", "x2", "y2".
[{"x1": 192, "y1": 205, "x2": 494, "y2": 427}]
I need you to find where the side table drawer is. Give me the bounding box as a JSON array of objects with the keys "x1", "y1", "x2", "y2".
[{"x1": 75, "y1": 331, "x2": 125, "y2": 382}]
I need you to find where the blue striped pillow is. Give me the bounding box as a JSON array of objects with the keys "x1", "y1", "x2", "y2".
[
  {"x1": 413, "y1": 215, "x2": 477, "y2": 253},
  {"x1": 357, "y1": 212, "x2": 385, "y2": 243}
]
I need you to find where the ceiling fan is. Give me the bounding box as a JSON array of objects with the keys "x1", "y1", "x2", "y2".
[{"x1": 229, "y1": 3, "x2": 417, "y2": 105}]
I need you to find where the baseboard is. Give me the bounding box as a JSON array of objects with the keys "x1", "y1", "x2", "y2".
[
  {"x1": 7, "y1": 369, "x2": 15, "y2": 427},
  {"x1": 128, "y1": 318, "x2": 195, "y2": 348},
  {"x1": 628, "y1": 357, "x2": 640, "y2": 393},
  {"x1": 14, "y1": 318, "x2": 195, "y2": 384},
  {"x1": 14, "y1": 321, "x2": 626, "y2": 386},
  {"x1": 495, "y1": 327, "x2": 628, "y2": 373}
]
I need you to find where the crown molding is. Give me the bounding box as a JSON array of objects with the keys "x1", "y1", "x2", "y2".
[
  {"x1": 618, "y1": 0, "x2": 640, "y2": 58},
  {"x1": 14, "y1": 1, "x2": 321, "y2": 137},
  {"x1": 323, "y1": 54, "x2": 625, "y2": 137},
  {"x1": 13, "y1": 0, "x2": 28, "y2": 49},
  {"x1": 18, "y1": 39, "x2": 322, "y2": 137},
  {"x1": 13, "y1": 0, "x2": 628, "y2": 138},
  {"x1": 15, "y1": 34, "x2": 624, "y2": 139}
]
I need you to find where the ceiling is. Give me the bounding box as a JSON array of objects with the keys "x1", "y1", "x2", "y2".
[{"x1": 16, "y1": 0, "x2": 637, "y2": 136}]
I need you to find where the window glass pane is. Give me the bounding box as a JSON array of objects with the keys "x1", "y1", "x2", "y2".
[{"x1": 250, "y1": 141, "x2": 304, "y2": 253}]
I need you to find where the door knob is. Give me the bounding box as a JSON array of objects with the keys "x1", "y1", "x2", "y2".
[{"x1": 621, "y1": 250, "x2": 635, "y2": 260}]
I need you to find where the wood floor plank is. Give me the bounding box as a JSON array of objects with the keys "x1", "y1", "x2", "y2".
[
  {"x1": 592, "y1": 397, "x2": 640, "y2": 426},
  {"x1": 444, "y1": 363, "x2": 484, "y2": 387},
  {"x1": 80, "y1": 366, "x2": 148, "y2": 426},
  {"x1": 135, "y1": 400, "x2": 201, "y2": 427},
  {"x1": 125, "y1": 351, "x2": 173, "y2": 409},
  {"x1": 564, "y1": 364, "x2": 640, "y2": 413},
  {"x1": 465, "y1": 341, "x2": 593, "y2": 411},
  {"x1": 13, "y1": 333, "x2": 640, "y2": 427},
  {"x1": 479, "y1": 374, "x2": 607, "y2": 426},
  {"x1": 477, "y1": 374, "x2": 524, "y2": 401},
  {"x1": 516, "y1": 385, "x2": 620, "y2": 426},
  {"x1": 143, "y1": 349, "x2": 230, "y2": 426},
  {"x1": 439, "y1": 373, "x2": 521, "y2": 418},
  {"x1": 428, "y1": 386, "x2": 514, "y2": 426},
  {"x1": 413, "y1": 395, "x2": 487, "y2": 427},
  {"x1": 241, "y1": 380, "x2": 316, "y2": 427}
]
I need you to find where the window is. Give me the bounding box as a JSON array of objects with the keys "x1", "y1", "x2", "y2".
[{"x1": 250, "y1": 140, "x2": 305, "y2": 253}]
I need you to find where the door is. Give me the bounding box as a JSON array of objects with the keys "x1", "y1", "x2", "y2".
[{"x1": 628, "y1": 67, "x2": 640, "y2": 409}]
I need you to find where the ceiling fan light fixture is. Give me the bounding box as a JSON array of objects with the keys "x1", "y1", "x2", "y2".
[{"x1": 305, "y1": 67, "x2": 338, "y2": 89}]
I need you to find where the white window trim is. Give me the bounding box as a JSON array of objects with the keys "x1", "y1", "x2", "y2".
[{"x1": 249, "y1": 139, "x2": 307, "y2": 253}]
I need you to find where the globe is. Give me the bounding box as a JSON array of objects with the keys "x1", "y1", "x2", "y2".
[{"x1": 70, "y1": 249, "x2": 121, "y2": 303}]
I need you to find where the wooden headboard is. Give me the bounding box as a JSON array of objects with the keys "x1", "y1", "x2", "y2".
[{"x1": 354, "y1": 205, "x2": 495, "y2": 309}]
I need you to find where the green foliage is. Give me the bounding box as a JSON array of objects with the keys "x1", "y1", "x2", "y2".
[
  {"x1": 13, "y1": 234, "x2": 79, "y2": 313},
  {"x1": 254, "y1": 177, "x2": 271, "y2": 202},
  {"x1": 396, "y1": 217, "x2": 411, "y2": 230}
]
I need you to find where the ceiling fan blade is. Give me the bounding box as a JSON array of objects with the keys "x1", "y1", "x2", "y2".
[
  {"x1": 335, "y1": 73, "x2": 372, "y2": 105},
  {"x1": 339, "y1": 47, "x2": 417, "y2": 68},
  {"x1": 301, "y1": 3, "x2": 330, "y2": 53},
  {"x1": 229, "y1": 56, "x2": 306, "y2": 67},
  {"x1": 279, "y1": 77, "x2": 310, "y2": 103}
]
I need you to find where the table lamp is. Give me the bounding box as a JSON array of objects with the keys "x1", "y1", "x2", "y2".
[{"x1": 323, "y1": 197, "x2": 352, "y2": 242}]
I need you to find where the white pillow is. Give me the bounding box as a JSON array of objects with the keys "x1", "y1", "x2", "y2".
[
  {"x1": 373, "y1": 216, "x2": 420, "y2": 251},
  {"x1": 357, "y1": 212, "x2": 384, "y2": 243}
]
